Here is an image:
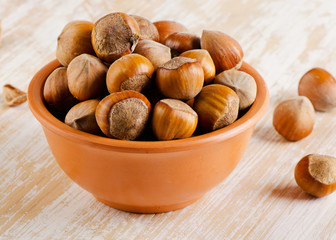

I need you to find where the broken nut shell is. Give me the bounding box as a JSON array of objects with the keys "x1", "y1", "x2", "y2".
[{"x1": 3, "y1": 84, "x2": 27, "y2": 107}]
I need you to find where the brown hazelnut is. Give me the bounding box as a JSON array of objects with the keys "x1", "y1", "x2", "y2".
[
  {"x1": 106, "y1": 53, "x2": 154, "y2": 94},
  {"x1": 156, "y1": 57, "x2": 204, "y2": 100},
  {"x1": 65, "y1": 99, "x2": 101, "y2": 135},
  {"x1": 180, "y1": 49, "x2": 216, "y2": 84},
  {"x1": 130, "y1": 15, "x2": 159, "y2": 41},
  {"x1": 43, "y1": 67, "x2": 77, "y2": 113},
  {"x1": 273, "y1": 96, "x2": 315, "y2": 141},
  {"x1": 193, "y1": 84, "x2": 239, "y2": 131},
  {"x1": 67, "y1": 54, "x2": 108, "y2": 101},
  {"x1": 91, "y1": 12, "x2": 140, "y2": 63},
  {"x1": 2, "y1": 84, "x2": 27, "y2": 107},
  {"x1": 164, "y1": 32, "x2": 200, "y2": 53},
  {"x1": 201, "y1": 30, "x2": 243, "y2": 73},
  {"x1": 56, "y1": 20, "x2": 95, "y2": 67},
  {"x1": 298, "y1": 68, "x2": 336, "y2": 111},
  {"x1": 152, "y1": 99, "x2": 198, "y2": 140},
  {"x1": 95, "y1": 90, "x2": 151, "y2": 140},
  {"x1": 295, "y1": 154, "x2": 336, "y2": 197},
  {"x1": 185, "y1": 98, "x2": 195, "y2": 108},
  {"x1": 153, "y1": 20, "x2": 188, "y2": 44},
  {"x1": 214, "y1": 68, "x2": 256, "y2": 110},
  {"x1": 134, "y1": 40, "x2": 171, "y2": 70}
]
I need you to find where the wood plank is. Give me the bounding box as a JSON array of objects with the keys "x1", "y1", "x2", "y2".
[{"x1": 1, "y1": 0, "x2": 336, "y2": 239}]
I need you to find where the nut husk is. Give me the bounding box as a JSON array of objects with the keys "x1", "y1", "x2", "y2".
[{"x1": 56, "y1": 20, "x2": 95, "y2": 67}]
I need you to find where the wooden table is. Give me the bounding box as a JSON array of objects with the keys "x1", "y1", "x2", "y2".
[{"x1": 1, "y1": 0, "x2": 336, "y2": 239}]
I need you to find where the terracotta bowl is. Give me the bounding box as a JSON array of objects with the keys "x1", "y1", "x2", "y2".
[{"x1": 28, "y1": 59, "x2": 269, "y2": 213}]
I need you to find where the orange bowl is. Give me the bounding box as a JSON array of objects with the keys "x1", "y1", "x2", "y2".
[{"x1": 28, "y1": 60, "x2": 269, "y2": 213}]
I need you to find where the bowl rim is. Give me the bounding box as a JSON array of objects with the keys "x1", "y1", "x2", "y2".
[{"x1": 28, "y1": 59, "x2": 269, "y2": 153}]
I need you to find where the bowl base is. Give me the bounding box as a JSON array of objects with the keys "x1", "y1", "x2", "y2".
[{"x1": 94, "y1": 196, "x2": 202, "y2": 213}]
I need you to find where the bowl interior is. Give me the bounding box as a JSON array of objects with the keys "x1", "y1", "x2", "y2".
[{"x1": 28, "y1": 60, "x2": 269, "y2": 152}]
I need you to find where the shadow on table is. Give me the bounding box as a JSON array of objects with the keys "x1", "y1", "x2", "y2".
[
  {"x1": 270, "y1": 183, "x2": 315, "y2": 201},
  {"x1": 252, "y1": 124, "x2": 289, "y2": 144}
]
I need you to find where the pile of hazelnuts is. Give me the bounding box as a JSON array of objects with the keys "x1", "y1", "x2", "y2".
[{"x1": 43, "y1": 12, "x2": 257, "y2": 141}]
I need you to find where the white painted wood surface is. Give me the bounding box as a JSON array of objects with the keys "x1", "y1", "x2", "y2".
[{"x1": 1, "y1": 0, "x2": 336, "y2": 239}]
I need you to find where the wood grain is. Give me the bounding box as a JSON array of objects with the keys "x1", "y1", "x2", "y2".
[{"x1": 1, "y1": 0, "x2": 336, "y2": 239}]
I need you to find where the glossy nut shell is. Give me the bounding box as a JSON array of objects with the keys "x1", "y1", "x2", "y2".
[
  {"x1": 153, "y1": 20, "x2": 188, "y2": 43},
  {"x1": 295, "y1": 154, "x2": 336, "y2": 197},
  {"x1": 193, "y1": 84, "x2": 239, "y2": 131},
  {"x1": 106, "y1": 53, "x2": 154, "y2": 93},
  {"x1": 298, "y1": 68, "x2": 336, "y2": 112},
  {"x1": 180, "y1": 49, "x2": 216, "y2": 84},
  {"x1": 201, "y1": 30, "x2": 243, "y2": 73},
  {"x1": 156, "y1": 57, "x2": 204, "y2": 100},
  {"x1": 152, "y1": 99, "x2": 198, "y2": 140}
]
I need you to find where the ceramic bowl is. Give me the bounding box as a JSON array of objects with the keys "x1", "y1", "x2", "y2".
[{"x1": 28, "y1": 59, "x2": 269, "y2": 213}]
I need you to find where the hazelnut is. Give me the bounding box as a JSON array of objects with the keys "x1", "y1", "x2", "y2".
[
  {"x1": 156, "y1": 57, "x2": 204, "y2": 100},
  {"x1": 65, "y1": 99, "x2": 101, "y2": 135},
  {"x1": 134, "y1": 40, "x2": 171, "y2": 70},
  {"x1": 201, "y1": 30, "x2": 243, "y2": 73},
  {"x1": 214, "y1": 68, "x2": 257, "y2": 110},
  {"x1": 298, "y1": 68, "x2": 336, "y2": 112},
  {"x1": 106, "y1": 53, "x2": 154, "y2": 94},
  {"x1": 67, "y1": 54, "x2": 108, "y2": 101},
  {"x1": 153, "y1": 20, "x2": 188, "y2": 44},
  {"x1": 164, "y1": 32, "x2": 200, "y2": 53},
  {"x1": 95, "y1": 90, "x2": 151, "y2": 140},
  {"x1": 152, "y1": 99, "x2": 198, "y2": 140},
  {"x1": 295, "y1": 154, "x2": 336, "y2": 197},
  {"x1": 193, "y1": 84, "x2": 239, "y2": 131},
  {"x1": 185, "y1": 98, "x2": 195, "y2": 108},
  {"x1": 56, "y1": 20, "x2": 95, "y2": 67},
  {"x1": 43, "y1": 67, "x2": 77, "y2": 114},
  {"x1": 180, "y1": 49, "x2": 216, "y2": 84},
  {"x1": 130, "y1": 15, "x2": 159, "y2": 41},
  {"x1": 273, "y1": 96, "x2": 315, "y2": 141},
  {"x1": 91, "y1": 12, "x2": 140, "y2": 63},
  {"x1": 2, "y1": 84, "x2": 27, "y2": 107}
]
